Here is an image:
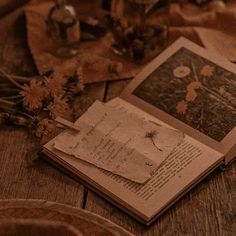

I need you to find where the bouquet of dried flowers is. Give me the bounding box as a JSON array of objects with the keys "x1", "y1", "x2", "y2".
[{"x1": 0, "y1": 66, "x2": 84, "y2": 138}]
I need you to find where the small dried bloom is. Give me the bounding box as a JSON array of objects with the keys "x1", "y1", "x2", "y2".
[
  {"x1": 34, "y1": 118, "x2": 54, "y2": 138},
  {"x1": 145, "y1": 130, "x2": 157, "y2": 139},
  {"x1": 69, "y1": 80, "x2": 84, "y2": 94},
  {"x1": 44, "y1": 72, "x2": 66, "y2": 97},
  {"x1": 20, "y1": 79, "x2": 46, "y2": 111},
  {"x1": 47, "y1": 96, "x2": 69, "y2": 119}
]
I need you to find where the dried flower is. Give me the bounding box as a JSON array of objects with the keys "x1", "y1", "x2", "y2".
[
  {"x1": 145, "y1": 130, "x2": 162, "y2": 152},
  {"x1": 47, "y1": 96, "x2": 69, "y2": 119},
  {"x1": 34, "y1": 118, "x2": 54, "y2": 138},
  {"x1": 44, "y1": 72, "x2": 66, "y2": 97},
  {"x1": 20, "y1": 79, "x2": 46, "y2": 111},
  {"x1": 69, "y1": 80, "x2": 84, "y2": 94},
  {"x1": 176, "y1": 100, "x2": 188, "y2": 114},
  {"x1": 200, "y1": 65, "x2": 214, "y2": 77},
  {"x1": 145, "y1": 130, "x2": 157, "y2": 139},
  {"x1": 173, "y1": 66, "x2": 191, "y2": 78}
]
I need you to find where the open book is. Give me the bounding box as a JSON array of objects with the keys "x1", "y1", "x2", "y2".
[{"x1": 42, "y1": 37, "x2": 236, "y2": 225}]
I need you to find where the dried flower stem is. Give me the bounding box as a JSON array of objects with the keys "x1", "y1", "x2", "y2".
[
  {"x1": 0, "y1": 68, "x2": 23, "y2": 89},
  {"x1": 0, "y1": 98, "x2": 17, "y2": 112},
  {"x1": 18, "y1": 111, "x2": 34, "y2": 120},
  {"x1": 0, "y1": 88, "x2": 20, "y2": 96},
  {"x1": 1, "y1": 95, "x2": 22, "y2": 100},
  {"x1": 9, "y1": 74, "x2": 32, "y2": 84},
  {"x1": 0, "y1": 98, "x2": 16, "y2": 106},
  {"x1": 0, "y1": 73, "x2": 33, "y2": 85},
  {"x1": 145, "y1": 131, "x2": 163, "y2": 152},
  {"x1": 150, "y1": 138, "x2": 163, "y2": 152}
]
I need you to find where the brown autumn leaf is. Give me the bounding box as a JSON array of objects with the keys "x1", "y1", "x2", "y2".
[{"x1": 25, "y1": 1, "x2": 140, "y2": 84}]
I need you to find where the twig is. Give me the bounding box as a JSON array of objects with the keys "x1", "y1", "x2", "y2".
[{"x1": 0, "y1": 68, "x2": 23, "y2": 89}]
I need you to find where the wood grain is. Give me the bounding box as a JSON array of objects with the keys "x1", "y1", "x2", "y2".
[
  {"x1": 0, "y1": 2, "x2": 236, "y2": 236},
  {"x1": 0, "y1": 126, "x2": 84, "y2": 206}
]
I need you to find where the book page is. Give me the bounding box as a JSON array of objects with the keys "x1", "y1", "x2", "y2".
[
  {"x1": 121, "y1": 37, "x2": 236, "y2": 164},
  {"x1": 43, "y1": 98, "x2": 223, "y2": 221},
  {"x1": 196, "y1": 28, "x2": 236, "y2": 62},
  {"x1": 53, "y1": 100, "x2": 184, "y2": 183}
]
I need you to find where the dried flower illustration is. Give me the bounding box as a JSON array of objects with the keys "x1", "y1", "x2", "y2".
[
  {"x1": 200, "y1": 64, "x2": 214, "y2": 77},
  {"x1": 186, "y1": 81, "x2": 202, "y2": 102},
  {"x1": 176, "y1": 100, "x2": 188, "y2": 114},
  {"x1": 145, "y1": 130, "x2": 163, "y2": 151},
  {"x1": 173, "y1": 66, "x2": 191, "y2": 78},
  {"x1": 47, "y1": 96, "x2": 69, "y2": 119},
  {"x1": 20, "y1": 79, "x2": 46, "y2": 111}
]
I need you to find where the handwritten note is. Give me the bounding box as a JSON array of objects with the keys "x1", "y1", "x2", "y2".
[{"x1": 53, "y1": 101, "x2": 184, "y2": 183}]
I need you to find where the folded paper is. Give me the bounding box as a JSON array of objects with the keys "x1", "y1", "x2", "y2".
[{"x1": 53, "y1": 100, "x2": 184, "y2": 183}]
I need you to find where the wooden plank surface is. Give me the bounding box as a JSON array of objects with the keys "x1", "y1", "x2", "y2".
[
  {"x1": 0, "y1": 127, "x2": 84, "y2": 206},
  {"x1": 0, "y1": 2, "x2": 235, "y2": 236}
]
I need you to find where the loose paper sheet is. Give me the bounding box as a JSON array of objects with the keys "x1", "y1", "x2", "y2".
[{"x1": 53, "y1": 101, "x2": 184, "y2": 183}]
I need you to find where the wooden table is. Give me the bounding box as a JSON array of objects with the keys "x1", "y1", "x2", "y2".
[{"x1": 0, "y1": 2, "x2": 236, "y2": 236}]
